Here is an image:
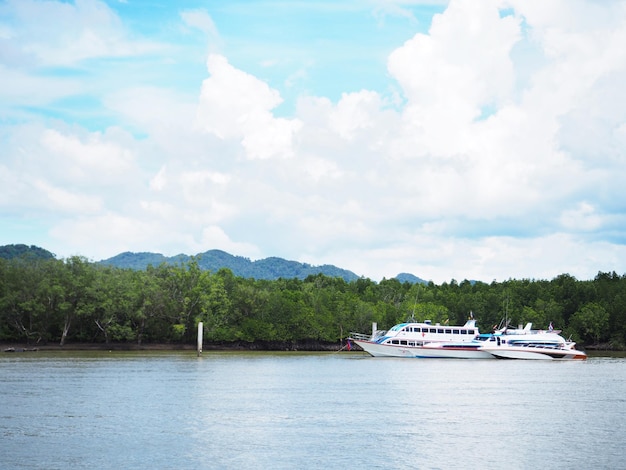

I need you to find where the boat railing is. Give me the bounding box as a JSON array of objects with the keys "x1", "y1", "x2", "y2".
[{"x1": 349, "y1": 332, "x2": 373, "y2": 341}]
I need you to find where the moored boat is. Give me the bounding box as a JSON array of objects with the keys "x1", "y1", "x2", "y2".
[
  {"x1": 349, "y1": 319, "x2": 483, "y2": 358},
  {"x1": 478, "y1": 323, "x2": 587, "y2": 360}
]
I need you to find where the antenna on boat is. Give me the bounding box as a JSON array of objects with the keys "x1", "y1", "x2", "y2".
[
  {"x1": 408, "y1": 288, "x2": 419, "y2": 322},
  {"x1": 498, "y1": 294, "x2": 511, "y2": 331}
]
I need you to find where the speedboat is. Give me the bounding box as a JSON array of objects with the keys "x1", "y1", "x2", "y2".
[
  {"x1": 349, "y1": 319, "x2": 484, "y2": 358},
  {"x1": 478, "y1": 323, "x2": 587, "y2": 360}
]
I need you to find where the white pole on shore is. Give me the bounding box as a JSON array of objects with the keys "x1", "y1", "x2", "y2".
[{"x1": 197, "y1": 322, "x2": 203, "y2": 357}]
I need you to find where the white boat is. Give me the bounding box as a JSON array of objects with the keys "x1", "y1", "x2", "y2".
[
  {"x1": 478, "y1": 323, "x2": 587, "y2": 360},
  {"x1": 350, "y1": 319, "x2": 484, "y2": 358}
]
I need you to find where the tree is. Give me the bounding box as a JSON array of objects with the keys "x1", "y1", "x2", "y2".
[
  {"x1": 200, "y1": 271, "x2": 232, "y2": 340},
  {"x1": 58, "y1": 256, "x2": 95, "y2": 345},
  {"x1": 569, "y1": 302, "x2": 610, "y2": 344},
  {"x1": 2, "y1": 258, "x2": 48, "y2": 343}
]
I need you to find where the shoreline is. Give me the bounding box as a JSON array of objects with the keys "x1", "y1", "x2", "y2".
[
  {"x1": 4, "y1": 341, "x2": 622, "y2": 354},
  {"x1": 2, "y1": 340, "x2": 349, "y2": 353}
]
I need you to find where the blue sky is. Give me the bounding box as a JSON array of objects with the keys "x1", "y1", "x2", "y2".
[{"x1": 2, "y1": 0, "x2": 626, "y2": 283}]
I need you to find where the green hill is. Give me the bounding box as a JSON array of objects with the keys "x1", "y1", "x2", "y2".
[
  {"x1": 0, "y1": 244, "x2": 429, "y2": 283},
  {"x1": 0, "y1": 244, "x2": 55, "y2": 260},
  {"x1": 99, "y1": 249, "x2": 361, "y2": 282}
]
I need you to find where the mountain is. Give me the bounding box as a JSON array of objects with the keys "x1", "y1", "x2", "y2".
[
  {"x1": 99, "y1": 249, "x2": 361, "y2": 282},
  {"x1": 0, "y1": 244, "x2": 429, "y2": 283},
  {"x1": 0, "y1": 244, "x2": 55, "y2": 260},
  {"x1": 395, "y1": 272, "x2": 429, "y2": 285}
]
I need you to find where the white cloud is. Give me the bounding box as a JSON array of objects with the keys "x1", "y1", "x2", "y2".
[
  {"x1": 49, "y1": 213, "x2": 158, "y2": 260},
  {"x1": 32, "y1": 179, "x2": 102, "y2": 214},
  {"x1": 41, "y1": 129, "x2": 135, "y2": 181},
  {"x1": 388, "y1": 0, "x2": 520, "y2": 127},
  {"x1": 560, "y1": 202, "x2": 604, "y2": 232},
  {"x1": 0, "y1": 123, "x2": 142, "y2": 216},
  {"x1": 196, "y1": 54, "x2": 302, "y2": 159},
  {"x1": 3, "y1": 0, "x2": 163, "y2": 66},
  {"x1": 149, "y1": 166, "x2": 168, "y2": 191},
  {"x1": 180, "y1": 9, "x2": 219, "y2": 39},
  {"x1": 322, "y1": 232, "x2": 626, "y2": 284},
  {"x1": 328, "y1": 90, "x2": 384, "y2": 140},
  {"x1": 0, "y1": 65, "x2": 82, "y2": 109},
  {"x1": 198, "y1": 225, "x2": 260, "y2": 258},
  {"x1": 301, "y1": 157, "x2": 343, "y2": 182},
  {"x1": 104, "y1": 87, "x2": 198, "y2": 133},
  {"x1": 179, "y1": 170, "x2": 234, "y2": 217},
  {"x1": 2, "y1": 0, "x2": 626, "y2": 283}
]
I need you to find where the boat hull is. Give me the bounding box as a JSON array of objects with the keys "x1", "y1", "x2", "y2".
[
  {"x1": 479, "y1": 346, "x2": 587, "y2": 360},
  {"x1": 353, "y1": 340, "x2": 493, "y2": 359},
  {"x1": 418, "y1": 344, "x2": 494, "y2": 359}
]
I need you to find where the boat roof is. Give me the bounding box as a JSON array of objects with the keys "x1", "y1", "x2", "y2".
[{"x1": 389, "y1": 319, "x2": 477, "y2": 331}]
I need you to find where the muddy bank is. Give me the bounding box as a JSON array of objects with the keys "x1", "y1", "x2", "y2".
[{"x1": 2, "y1": 340, "x2": 351, "y2": 352}]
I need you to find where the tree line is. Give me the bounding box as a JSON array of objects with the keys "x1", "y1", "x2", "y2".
[{"x1": 1, "y1": 255, "x2": 624, "y2": 349}]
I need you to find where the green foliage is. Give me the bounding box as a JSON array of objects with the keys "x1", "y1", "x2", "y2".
[
  {"x1": 99, "y1": 249, "x2": 360, "y2": 282},
  {"x1": 569, "y1": 302, "x2": 610, "y2": 344},
  {"x1": 0, "y1": 244, "x2": 55, "y2": 260},
  {"x1": 171, "y1": 324, "x2": 186, "y2": 341},
  {"x1": 0, "y1": 256, "x2": 625, "y2": 348},
  {"x1": 410, "y1": 302, "x2": 450, "y2": 323}
]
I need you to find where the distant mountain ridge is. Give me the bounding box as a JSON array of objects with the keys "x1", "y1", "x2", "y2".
[
  {"x1": 0, "y1": 244, "x2": 429, "y2": 284},
  {"x1": 395, "y1": 272, "x2": 429, "y2": 284},
  {"x1": 99, "y1": 249, "x2": 362, "y2": 282},
  {"x1": 0, "y1": 244, "x2": 55, "y2": 260}
]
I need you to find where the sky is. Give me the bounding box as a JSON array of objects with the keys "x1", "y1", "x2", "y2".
[{"x1": 1, "y1": 0, "x2": 626, "y2": 284}]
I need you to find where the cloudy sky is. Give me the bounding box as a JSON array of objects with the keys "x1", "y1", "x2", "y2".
[{"x1": 1, "y1": 0, "x2": 626, "y2": 283}]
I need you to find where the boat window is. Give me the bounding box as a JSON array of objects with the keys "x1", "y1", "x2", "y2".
[
  {"x1": 415, "y1": 327, "x2": 421, "y2": 333},
  {"x1": 453, "y1": 330, "x2": 460, "y2": 334},
  {"x1": 445, "y1": 329, "x2": 451, "y2": 334},
  {"x1": 429, "y1": 328, "x2": 437, "y2": 333},
  {"x1": 400, "y1": 340, "x2": 407, "y2": 345},
  {"x1": 437, "y1": 328, "x2": 444, "y2": 333}
]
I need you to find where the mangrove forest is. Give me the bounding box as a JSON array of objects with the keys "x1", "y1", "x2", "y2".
[{"x1": 1, "y1": 254, "x2": 625, "y2": 349}]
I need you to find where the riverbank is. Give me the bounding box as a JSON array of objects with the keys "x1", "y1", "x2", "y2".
[{"x1": 2, "y1": 340, "x2": 349, "y2": 352}]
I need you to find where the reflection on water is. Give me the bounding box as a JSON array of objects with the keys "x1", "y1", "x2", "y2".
[{"x1": 1, "y1": 351, "x2": 625, "y2": 469}]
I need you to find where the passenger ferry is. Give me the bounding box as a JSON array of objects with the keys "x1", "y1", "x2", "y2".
[{"x1": 349, "y1": 319, "x2": 482, "y2": 358}]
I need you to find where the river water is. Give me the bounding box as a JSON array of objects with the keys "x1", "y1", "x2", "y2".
[{"x1": 1, "y1": 351, "x2": 624, "y2": 470}]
